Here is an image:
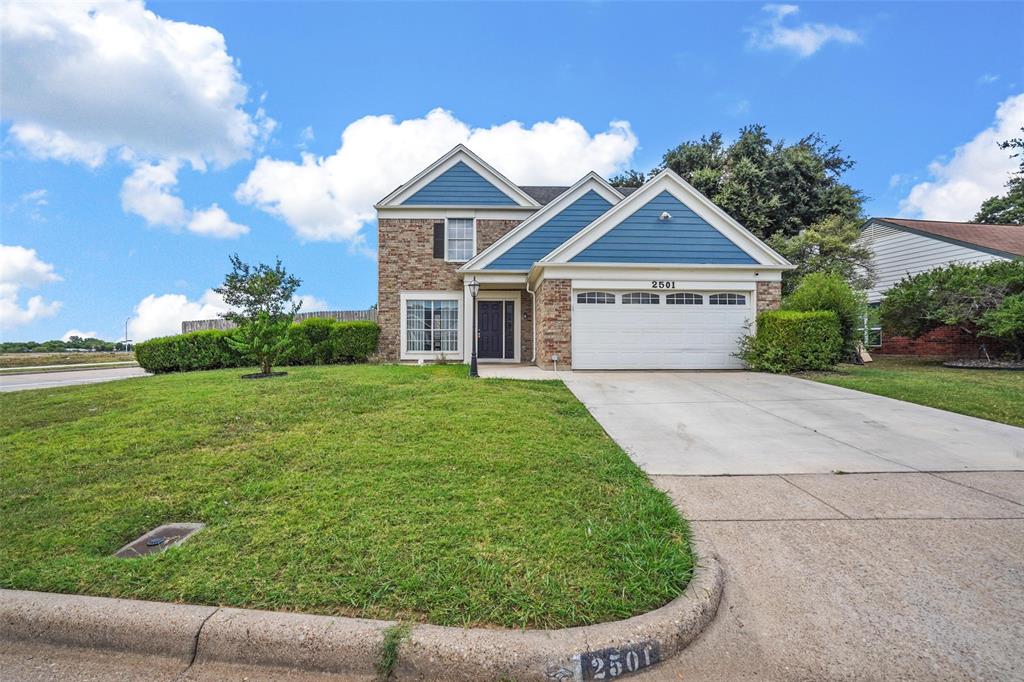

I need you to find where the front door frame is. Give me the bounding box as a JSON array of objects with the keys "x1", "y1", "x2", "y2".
[{"x1": 471, "y1": 290, "x2": 521, "y2": 363}]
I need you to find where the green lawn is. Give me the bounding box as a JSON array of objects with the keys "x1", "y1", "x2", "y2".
[
  {"x1": 0, "y1": 365, "x2": 691, "y2": 629},
  {"x1": 805, "y1": 356, "x2": 1024, "y2": 427}
]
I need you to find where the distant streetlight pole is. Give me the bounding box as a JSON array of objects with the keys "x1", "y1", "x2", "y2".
[{"x1": 124, "y1": 317, "x2": 130, "y2": 352}]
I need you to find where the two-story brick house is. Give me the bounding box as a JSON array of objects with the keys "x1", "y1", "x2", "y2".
[{"x1": 376, "y1": 145, "x2": 791, "y2": 370}]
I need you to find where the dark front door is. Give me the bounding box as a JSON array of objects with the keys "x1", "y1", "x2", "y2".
[{"x1": 477, "y1": 301, "x2": 503, "y2": 359}]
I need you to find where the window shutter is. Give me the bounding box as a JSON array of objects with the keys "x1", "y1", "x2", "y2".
[{"x1": 433, "y1": 222, "x2": 445, "y2": 258}]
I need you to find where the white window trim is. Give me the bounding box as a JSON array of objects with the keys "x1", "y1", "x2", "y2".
[
  {"x1": 445, "y1": 217, "x2": 477, "y2": 263},
  {"x1": 399, "y1": 291, "x2": 464, "y2": 361}
]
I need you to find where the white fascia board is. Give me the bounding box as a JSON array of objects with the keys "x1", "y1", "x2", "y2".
[
  {"x1": 375, "y1": 144, "x2": 540, "y2": 208},
  {"x1": 527, "y1": 262, "x2": 786, "y2": 287},
  {"x1": 459, "y1": 172, "x2": 624, "y2": 272},
  {"x1": 539, "y1": 169, "x2": 792, "y2": 267},
  {"x1": 460, "y1": 271, "x2": 528, "y2": 285},
  {"x1": 377, "y1": 206, "x2": 537, "y2": 220},
  {"x1": 572, "y1": 279, "x2": 760, "y2": 291}
]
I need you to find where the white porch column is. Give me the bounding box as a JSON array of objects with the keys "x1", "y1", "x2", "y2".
[{"x1": 462, "y1": 280, "x2": 474, "y2": 365}]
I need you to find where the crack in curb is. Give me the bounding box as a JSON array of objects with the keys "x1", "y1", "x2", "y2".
[{"x1": 175, "y1": 608, "x2": 220, "y2": 681}]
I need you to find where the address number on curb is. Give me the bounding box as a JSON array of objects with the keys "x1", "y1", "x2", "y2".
[
  {"x1": 579, "y1": 642, "x2": 660, "y2": 680},
  {"x1": 650, "y1": 280, "x2": 677, "y2": 289}
]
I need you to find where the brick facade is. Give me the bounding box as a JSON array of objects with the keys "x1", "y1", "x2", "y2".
[
  {"x1": 377, "y1": 218, "x2": 521, "y2": 361},
  {"x1": 879, "y1": 325, "x2": 1004, "y2": 359},
  {"x1": 535, "y1": 279, "x2": 572, "y2": 370},
  {"x1": 755, "y1": 281, "x2": 782, "y2": 312}
]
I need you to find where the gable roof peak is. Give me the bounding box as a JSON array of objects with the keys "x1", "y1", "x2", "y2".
[
  {"x1": 375, "y1": 144, "x2": 540, "y2": 208},
  {"x1": 459, "y1": 171, "x2": 624, "y2": 271}
]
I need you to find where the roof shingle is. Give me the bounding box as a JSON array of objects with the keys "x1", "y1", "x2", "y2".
[{"x1": 874, "y1": 218, "x2": 1024, "y2": 258}]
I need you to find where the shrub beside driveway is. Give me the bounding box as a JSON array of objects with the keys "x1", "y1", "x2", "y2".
[{"x1": 0, "y1": 364, "x2": 692, "y2": 629}]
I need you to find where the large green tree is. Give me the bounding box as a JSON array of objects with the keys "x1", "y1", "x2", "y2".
[
  {"x1": 973, "y1": 127, "x2": 1024, "y2": 225},
  {"x1": 611, "y1": 125, "x2": 864, "y2": 240},
  {"x1": 768, "y1": 215, "x2": 874, "y2": 294}
]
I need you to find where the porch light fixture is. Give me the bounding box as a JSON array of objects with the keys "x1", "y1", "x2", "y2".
[
  {"x1": 659, "y1": 211, "x2": 672, "y2": 221},
  {"x1": 468, "y1": 277, "x2": 480, "y2": 378}
]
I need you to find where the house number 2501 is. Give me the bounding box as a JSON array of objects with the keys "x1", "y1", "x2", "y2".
[
  {"x1": 580, "y1": 643, "x2": 660, "y2": 680},
  {"x1": 651, "y1": 280, "x2": 676, "y2": 289}
]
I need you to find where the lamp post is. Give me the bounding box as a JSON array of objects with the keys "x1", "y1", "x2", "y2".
[
  {"x1": 468, "y1": 276, "x2": 480, "y2": 377},
  {"x1": 124, "y1": 317, "x2": 130, "y2": 353}
]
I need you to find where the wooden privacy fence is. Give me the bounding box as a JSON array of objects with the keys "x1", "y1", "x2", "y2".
[{"x1": 182, "y1": 309, "x2": 377, "y2": 334}]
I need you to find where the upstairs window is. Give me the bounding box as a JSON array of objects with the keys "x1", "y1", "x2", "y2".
[
  {"x1": 622, "y1": 292, "x2": 660, "y2": 304},
  {"x1": 446, "y1": 218, "x2": 475, "y2": 262},
  {"x1": 666, "y1": 293, "x2": 703, "y2": 305},
  {"x1": 709, "y1": 293, "x2": 746, "y2": 305},
  {"x1": 576, "y1": 291, "x2": 616, "y2": 304}
]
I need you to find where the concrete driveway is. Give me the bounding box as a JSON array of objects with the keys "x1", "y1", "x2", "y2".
[
  {"x1": 0, "y1": 366, "x2": 149, "y2": 393},
  {"x1": 563, "y1": 371, "x2": 1024, "y2": 475}
]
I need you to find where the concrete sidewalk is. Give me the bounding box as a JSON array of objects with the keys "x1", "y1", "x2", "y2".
[{"x1": 637, "y1": 471, "x2": 1024, "y2": 681}]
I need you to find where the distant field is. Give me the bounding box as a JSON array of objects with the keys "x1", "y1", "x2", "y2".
[{"x1": 0, "y1": 352, "x2": 135, "y2": 369}]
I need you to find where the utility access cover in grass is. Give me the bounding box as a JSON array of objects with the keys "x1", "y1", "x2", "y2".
[{"x1": 0, "y1": 364, "x2": 693, "y2": 629}]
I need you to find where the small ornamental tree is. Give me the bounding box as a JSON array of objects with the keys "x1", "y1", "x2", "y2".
[{"x1": 213, "y1": 254, "x2": 302, "y2": 375}]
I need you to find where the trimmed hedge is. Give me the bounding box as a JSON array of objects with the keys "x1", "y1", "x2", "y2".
[
  {"x1": 287, "y1": 319, "x2": 380, "y2": 365},
  {"x1": 737, "y1": 310, "x2": 843, "y2": 373},
  {"x1": 137, "y1": 321, "x2": 379, "y2": 373},
  {"x1": 134, "y1": 330, "x2": 242, "y2": 374}
]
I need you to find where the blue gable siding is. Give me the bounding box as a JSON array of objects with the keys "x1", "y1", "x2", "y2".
[
  {"x1": 486, "y1": 190, "x2": 613, "y2": 270},
  {"x1": 402, "y1": 161, "x2": 519, "y2": 206},
  {"x1": 570, "y1": 191, "x2": 757, "y2": 264}
]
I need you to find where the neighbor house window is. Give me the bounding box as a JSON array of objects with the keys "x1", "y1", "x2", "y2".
[
  {"x1": 666, "y1": 293, "x2": 703, "y2": 305},
  {"x1": 576, "y1": 291, "x2": 616, "y2": 304},
  {"x1": 622, "y1": 292, "x2": 660, "y2": 304},
  {"x1": 406, "y1": 300, "x2": 459, "y2": 352},
  {"x1": 709, "y1": 293, "x2": 746, "y2": 305},
  {"x1": 446, "y1": 218, "x2": 474, "y2": 261}
]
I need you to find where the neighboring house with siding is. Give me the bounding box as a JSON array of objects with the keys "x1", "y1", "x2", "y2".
[
  {"x1": 375, "y1": 145, "x2": 792, "y2": 370},
  {"x1": 861, "y1": 217, "x2": 1024, "y2": 303},
  {"x1": 859, "y1": 217, "x2": 1024, "y2": 356}
]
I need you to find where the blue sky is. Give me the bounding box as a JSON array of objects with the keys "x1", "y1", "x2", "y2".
[{"x1": 2, "y1": 1, "x2": 1022, "y2": 342}]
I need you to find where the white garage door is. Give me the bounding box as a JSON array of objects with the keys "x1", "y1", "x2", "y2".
[{"x1": 571, "y1": 290, "x2": 753, "y2": 369}]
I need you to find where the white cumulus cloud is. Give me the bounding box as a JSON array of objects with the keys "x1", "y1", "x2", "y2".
[
  {"x1": 235, "y1": 108, "x2": 638, "y2": 245},
  {"x1": 186, "y1": 204, "x2": 250, "y2": 239},
  {"x1": 900, "y1": 93, "x2": 1024, "y2": 221},
  {"x1": 128, "y1": 289, "x2": 231, "y2": 341},
  {"x1": 120, "y1": 160, "x2": 250, "y2": 238},
  {"x1": 748, "y1": 4, "x2": 861, "y2": 57},
  {"x1": 62, "y1": 328, "x2": 100, "y2": 341},
  {"x1": 0, "y1": 244, "x2": 63, "y2": 331},
  {"x1": 1, "y1": 0, "x2": 273, "y2": 168},
  {"x1": 120, "y1": 159, "x2": 189, "y2": 227}
]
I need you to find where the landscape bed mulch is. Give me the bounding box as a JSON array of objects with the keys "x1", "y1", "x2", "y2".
[{"x1": 943, "y1": 359, "x2": 1024, "y2": 371}]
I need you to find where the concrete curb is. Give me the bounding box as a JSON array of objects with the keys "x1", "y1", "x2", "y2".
[{"x1": 1, "y1": 550, "x2": 722, "y2": 680}]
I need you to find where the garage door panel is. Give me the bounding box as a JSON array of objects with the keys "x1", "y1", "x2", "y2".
[{"x1": 572, "y1": 290, "x2": 751, "y2": 370}]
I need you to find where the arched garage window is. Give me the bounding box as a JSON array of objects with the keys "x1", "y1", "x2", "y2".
[
  {"x1": 622, "y1": 292, "x2": 660, "y2": 304},
  {"x1": 666, "y1": 293, "x2": 703, "y2": 305},
  {"x1": 709, "y1": 293, "x2": 746, "y2": 305},
  {"x1": 576, "y1": 291, "x2": 616, "y2": 304}
]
